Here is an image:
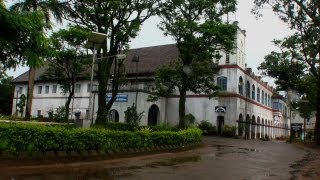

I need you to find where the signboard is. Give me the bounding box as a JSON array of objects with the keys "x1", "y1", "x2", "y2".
[
  {"x1": 106, "y1": 94, "x2": 128, "y2": 102},
  {"x1": 291, "y1": 123, "x2": 302, "y2": 132},
  {"x1": 215, "y1": 106, "x2": 226, "y2": 113}
]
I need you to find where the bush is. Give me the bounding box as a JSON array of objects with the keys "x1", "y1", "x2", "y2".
[
  {"x1": 124, "y1": 104, "x2": 144, "y2": 125},
  {"x1": 54, "y1": 106, "x2": 67, "y2": 123},
  {"x1": 0, "y1": 123, "x2": 202, "y2": 154},
  {"x1": 198, "y1": 120, "x2": 217, "y2": 135},
  {"x1": 149, "y1": 123, "x2": 179, "y2": 132},
  {"x1": 184, "y1": 114, "x2": 196, "y2": 127},
  {"x1": 92, "y1": 122, "x2": 138, "y2": 131},
  {"x1": 221, "y1": 125, "x2": 236, "y2": 137}
]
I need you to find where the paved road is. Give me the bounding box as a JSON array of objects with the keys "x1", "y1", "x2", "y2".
[{"x1": 0, "y1": 137, "x2": 313, "y2": 180}]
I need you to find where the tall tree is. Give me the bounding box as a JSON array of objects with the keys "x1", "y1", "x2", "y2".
[
  {"x1": 149, "y1": 0, "x2": 237, "y2": 127},
  {"x1": 63, "y1": 0, "x2": 157, "y2": 124},
  {"x1": 0, "y1": 0, "x2": 47, "y2": 73},
  {"x1": 254, "y1": 0, "x2": 320, "y2": 144},
  {"x1": 10, "y1": 0, "x2": 64, "y2": 119},
  {"x1": 42, "y1": 25, "x2": 90, "y2": 121}
]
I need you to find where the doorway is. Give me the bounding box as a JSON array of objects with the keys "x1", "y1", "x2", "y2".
[{"x1": 217, "y1": 116, "x2": 225, "y2": 135}]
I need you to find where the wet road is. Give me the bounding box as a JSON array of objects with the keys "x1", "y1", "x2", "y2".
[{"x1": 0, "y1": 137, "x2": 310, "y2": 180}]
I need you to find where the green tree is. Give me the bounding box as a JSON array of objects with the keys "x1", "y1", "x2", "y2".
[
  {"x1": 0, "y1": 1, "x2": 47, "y2": 72},
  {"x1": 149, "y1": 0, "x2": 237, "y2": 127},
  {"x1": 0, "y1": 75, "x2": 14, "y2": 115},
  {"x1": 42, "y1": 25, "x2": 90, "y2": 121},
  {"x1": 63, "y1": 0, "x2": 157, "y2": 124},
  {"x1": 17, "y1": 94, "x2": 26, "y2": 116},
  {"x1": 124, "y1": 104, "x2": 144, "y2": 125},
  {"x1": 254, "y1": 0, "x2": 320, "y2": 144},
  {"x1": 10, "y1": 0, "x2": 64, "y2": 120}
]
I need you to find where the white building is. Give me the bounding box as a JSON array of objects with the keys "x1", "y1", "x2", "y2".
[{"x1": 12, "y1": 23, "x2": 290, "y2": 139}]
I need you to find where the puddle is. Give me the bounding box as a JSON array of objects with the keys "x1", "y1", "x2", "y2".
[
  {"x1": 146, "y1": 155, "x2": 201, "y2": 168},
  {"x1": 238, "y1": 147, "x2": 263, "y2": 153}
]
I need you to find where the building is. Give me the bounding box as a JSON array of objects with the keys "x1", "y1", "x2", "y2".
[{"x1": 12, "y1": 23, "x2": 290, "y2": 139}]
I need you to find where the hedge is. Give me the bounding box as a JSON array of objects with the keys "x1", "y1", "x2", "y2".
[
  {"x1": 92, "y1": 122, "x2": 180, "y2": 132},
  {"x1": 0, "y1": 123, "x2": 202, "y2": 154}
]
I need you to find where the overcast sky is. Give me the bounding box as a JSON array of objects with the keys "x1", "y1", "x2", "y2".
[{"x1": 6, "y1": 0, "x2": 293, "y2": 80}]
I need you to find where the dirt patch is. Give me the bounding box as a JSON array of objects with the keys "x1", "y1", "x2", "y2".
[{"x1": 291, "y1": 144, "x2": 320, "y2": 180}]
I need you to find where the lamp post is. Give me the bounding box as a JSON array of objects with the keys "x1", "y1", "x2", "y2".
[{"x1": 132, "y1": 54, "x2": 140, "y2": 107}]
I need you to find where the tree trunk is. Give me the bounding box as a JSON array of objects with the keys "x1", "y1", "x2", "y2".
[
  {"x1": 96, "y1": 53, "x2": 113, "y2": 124},
  {"x1": 106, "y1": 58, "x2": 119, "y2": 115},
  {"x1": 25, "y1": 67, "x2": 35, "y2": 119},
  {"x1": 179, "y1": 87, "x2": 187, "y2": 128},
  {"x1": 315, "y1": 86, "x2": 320, "y2": 145},
  {"x1": 64, "y1": 89, "x2": 74, "y2": 122},
  {"x1": 179, "y1": 74, "x2": 188, "y2": 127}
]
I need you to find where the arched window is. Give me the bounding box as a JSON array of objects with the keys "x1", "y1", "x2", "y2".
[
  {"x1": 217, "y1": 76, "x2": 227, "y2": 91},
  {"x1": 257, "y1": 88, "x2": 260, "y2": 102},
  {"x1": 252, "y1": 84, "x2": 256, "y2": 100},
  {"x1": 261, "y1": 90, "x2": 265, "y2": 104},
  {"x1": 238, "y1": 76, "x2": 244, "y2": 95},
  {"x1": 246, "y1": 81, "x2": 250, "y2": 98},
  {"x1": 108, "y1": 109, "x2": 119, "y2": 123}
]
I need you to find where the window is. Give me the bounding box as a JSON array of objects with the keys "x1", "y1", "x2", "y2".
[
  {"x1": 52, "y1": 85, "x2": 57, "y2": 93},
  {"x1": 45, "y1": 85, "x2": 49, "y2": 94},
  {"x1": 75, "y1": 84, "x2": 81, "y2": 93},
  {"x1": 273, "y1": 102, "x2": 280, "y2": 110},
  {"x1": 261, "y1": 91, "x2": 264, "y2": 104},
  {"x1": 37, "y1": 110, "x2": 41, "y2": 117},
  {"x1": 226, "y1": 52, "x2": 230, "y2": 64},
  {"x1": 246, "y1": 81, "x2": 250, "y2": 98},
  {"x1": 38, "y1": 86, "x2": 42, "y2": 94},
  {"x1": 252, "y1": 84, "x2": 255, "y2": 100},
  {"x1": 264, "y1": 93, "x2": 267, "y2": 105},
  {"x1": 217, "y1": 76, "x2": 227, "y2": 91},
  {"x1": 268, "y1": 95, "x2": 271, "y2": 107},
  {"x1": 238, "y1": 76, "x2": 243, "y2": 95},
  {"x1": 18, "y1": 87, "x2": 23, "y2": 94},
  {"x1": 257, "y1": 88, "x2": 260, "y2": 102}
]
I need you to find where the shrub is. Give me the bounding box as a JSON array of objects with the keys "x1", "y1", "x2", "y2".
[
  {"x1": 221, "y1": 125, "x2": 236, "y2": 137},
  {"x1": 124, "y1": 104, "x2": 144, "y2": 125},
  {"x1": 150, "y1": 123, "x2": 179, "y2": 132},
  {"x1": 0, "y1": 123, "x2": 203, "y2": 154},
  {"x1": 54, "y1": 106, "x2": 67, "y2": 123},
  {"x1": 198, "y1": 120, "x2": 217, "y2": 135},
  {"x1": 92, "y1": 122, "x2": 138, "y2": 131},
  {"x1": 184, "y1": 114, "x2": 196, "y2": 127}
]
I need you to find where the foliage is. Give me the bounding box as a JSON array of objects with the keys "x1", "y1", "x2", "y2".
[
  {"x1": 258, "y1": 37, "x2": 306, "y2": 91},
  {"x1": 10, "y1": 0, "x2": 65, "y2": 29},
  {"x1": 124, "y1": 104, "x2": 144, "y2": 125},
  {"x1": 62, "y1": 0, "x2": 157, "y2": 124},
  {"x1": 42, "y1": 25, "x2": 90, "y2": 121},
  {"x1": 92, "y1": 122, "x2": 138, "y2": 132},
  {"x1": 0, "y1": 76, "x2": 14, "y2": 115},
  {"x1": 17, "y1": 94, "x2": 26, "y2": 116},
  {"x1": 198, "y1": 120, "x2": 217, "y2": 135},
  {"x1": 0, "y1": 123, "x2": 202, "y2": 154},
  {"x1": 53, "y1": 106, "x2": 67, "y2": 123},
  {"x1": 0, "y1": 2, "x2": 48, "y2": 71},
  {"x1": 221, "y1": 125, "x2": 236, "y2": 137},
  {"x1": 150, "y1": 123, "x2": 179, "y2": 132},
  {"x1": 10, "y1": 0, "x2": 66, "y2": 120},
  {"x1": 184, "y1": 114, "x2": 196, "y2": 127},
  {"x1": 253, "y1": 0, "x2": 320, "y2": 144},
  {"x1": 150, "y1": 0, "x2": 237, "y2": 127}
]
